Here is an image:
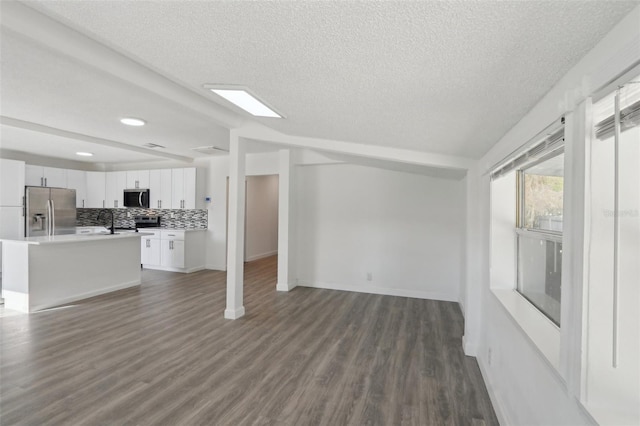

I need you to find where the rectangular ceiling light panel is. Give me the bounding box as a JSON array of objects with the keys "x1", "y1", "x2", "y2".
[{"x1": 210, "y1": 89, "x2": 282, "y2": 118}]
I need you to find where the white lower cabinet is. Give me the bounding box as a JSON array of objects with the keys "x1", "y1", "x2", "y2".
[
  {"x1": 141, "y1": 230, "x2": 161, "y2": 266},
  {"x1": 141, "y1": 229, "x2": 204, "y2": 273},
  {"x1": 161, "y1": 238, "x2": 185, "y2": 269}
]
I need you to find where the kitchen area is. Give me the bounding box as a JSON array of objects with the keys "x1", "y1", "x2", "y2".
[{"x1": 0, "y1": 158, "x2": 207, "y2": 312}]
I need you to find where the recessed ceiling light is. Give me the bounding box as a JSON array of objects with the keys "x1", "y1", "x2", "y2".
[
  {"x1": 204, "y1": 85, "x2": 283, "y2": 118},
  {"x1": 76, "y1": 152, "x2": 93, "y2": 157},
  {"x1": 120, "y1": 117, "x2": 146, "y2": 126}
]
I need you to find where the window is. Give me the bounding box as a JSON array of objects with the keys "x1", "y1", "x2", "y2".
[{"x1": 516, "y1": 151, "x2": 564, "y2": 326}]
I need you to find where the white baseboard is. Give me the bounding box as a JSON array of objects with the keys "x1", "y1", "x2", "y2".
[
  {"x1": 276, "y1": 281, "x2": 297, "y2": 292},
  {"x1": 143, "y1": 264, "x2": 205, "y2": 274},
  {"x1": 297, "y1": 280, "x2": 457, "y2": 302},
  {"x1": 462, "y1": 335, "x2": 478, "y2": 356},
  {"x1": 4, "y1": 280, "x2": 141, "y2": 313},
  {"x1": 477, "y1": 355, "x2": 511, "y2": 426},
  {"x1": 2, "y1": 290, "x2": 29, "y2": 312},
  {"x1": 206, "y1": 264, "x2": 226, "y2": 271},
  {"x1": 224, "y1": 306, "x2": 245, "y2": 319},
  {"x1": 245, "y1": 250, "x2": 278, "y2": 262}
]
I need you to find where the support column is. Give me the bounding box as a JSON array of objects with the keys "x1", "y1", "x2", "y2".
[
  {"x1": 225, "y1": 134, "x2": 246, "y2": 319},
  {"x1": 276, "y1": 149, "x2": 295, "y2": 291}
]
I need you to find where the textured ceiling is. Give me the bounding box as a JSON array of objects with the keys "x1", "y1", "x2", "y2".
[{"x1": 27, "y1": 0, "x2": 637, "y2": 160}]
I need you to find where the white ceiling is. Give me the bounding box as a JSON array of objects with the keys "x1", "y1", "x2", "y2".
[{"x1": 0, "y1": 1, "x2": 637, "y2": 166}]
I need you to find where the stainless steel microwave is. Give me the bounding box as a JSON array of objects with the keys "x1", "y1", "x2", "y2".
[{"x1": 124, "y1": 189, "x2": 150, "y2": 208}]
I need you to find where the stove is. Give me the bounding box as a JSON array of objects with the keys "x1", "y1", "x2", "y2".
[{"x1": 134, "y1": 215, "x2": 161, "y2": 229}]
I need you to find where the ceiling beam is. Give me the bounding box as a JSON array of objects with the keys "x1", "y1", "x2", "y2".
[
  {"x1": 1, "y1": 116, "x2": 193, "y2": 163},
  {"x1": 1, "y1": 1, "x2": 244, "y2": 130},
  {"x1": 235, "y1": 123, "x2": 475, "y2": 172}
]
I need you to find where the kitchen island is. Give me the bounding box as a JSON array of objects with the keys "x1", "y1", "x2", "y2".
[{"x1": 1, "y1": 232, "x2": 150, "y2": 312}]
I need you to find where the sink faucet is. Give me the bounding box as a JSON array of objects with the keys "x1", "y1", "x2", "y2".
[{"x1": 97, "y1": 209, "x2": 115, "y2": 234}]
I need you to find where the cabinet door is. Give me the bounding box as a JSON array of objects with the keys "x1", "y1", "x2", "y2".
[
  {"x1": 66, "y1": 170, "x2": 87, "y2": 208},
  {"x1": 105, "y1": 171, "x2": 126, "y2": 208},
  {"x1": 171, "y1": 168, "x2": 184, "y2": 209},
  {"x1": 160, "y1": 239, "x2": 184, "y2": 268},
  {"x1": 149, "y1": 169, "x2": 161, "y2": 209},
  {"x1": 183, "y1": 168, "x2": 196, "y2": 209},
  {"x1": 43, "y1": 167, "x2": 67, "y2": 188},
  {"x1": 126, "y1": 171, "x2": 138, "y2": 189},
  {"x1": 86, "y1": 172, "x2": 106, "y2": 208},
  {"x1": 171, "y1": 240, "x2": 185, "y2": 268},
  {"x1": 149, "y1": 169, "x2": 171, "y2": 209},
  {"x1": 25, "y1": 165, "x2": 43, "y2": 186},
  {"x1": 0, "y1": 159, "x2": 25, "y2": 206},
  {"x1": 137, "y1": 170, "x2": 150, "y2": 189},
  {"x1": 141, "y1": 237, "x2": 161, "y2": 265}
]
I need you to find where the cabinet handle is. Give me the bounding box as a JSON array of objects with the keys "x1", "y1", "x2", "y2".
[
  {"x1": 103, "y1": 200, "x2": 105, "y2": 208},
  {"x1": 45, "y1": 178, "x2": 47, "y2": 187},
  {"x1": 114, "y1": 200, "x2": 118, "y2": 208},
  {"x1": 135, "y1": 180, "x2": 139, "y2": 189},
  {"x1": 82, "y1": 200, "x2": 85, "y2": 208},
  {"x1": 40, "y1": 177, "x2": 43, "y2": 186},
  {"x1": 146, "y1": 239, "x2": 150, "y2": 248},
  {"x1": 159, "y1": 200, "x2": 162, "y2": 209}
]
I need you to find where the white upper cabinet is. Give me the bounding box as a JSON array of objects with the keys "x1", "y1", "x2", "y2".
[
  {"x1": 171, "y1": 168, "x2": 196, "y2": 209},
  {"x1": 86, "y1": 171, "x2": 106, "y2": 208},
  {"x1": 149, "y1": 169, "x2": 172, "y2": 209},
  {"x1": 66, "y1": 170, "x2": 87, "y2": 208},
  {"x1": 105, "y1": 171, "x2": 127, "y2": 208},
  {"x1": 25, "y1": 165, "x2": 43, "y2": 187},
  {"x1": 126, "y1": 170, "x2": 150, "y2": 189},
  {"x1": 0, "y1": 159, "x2": 25, "y2": 206},
  {"x1": 25, "y1": 165, "x2": 67, "y2": 188}
]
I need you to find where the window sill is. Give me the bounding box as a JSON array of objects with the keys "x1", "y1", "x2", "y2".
[{"x1": 491, "y1": 288, "x2": 561, "y2": 372}]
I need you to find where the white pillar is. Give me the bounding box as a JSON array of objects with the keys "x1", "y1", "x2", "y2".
[
  {"x1": 276, "y1": 149, "x2": 295, "y2": 291},
  {"x1": 225, "y1": 134, "x2": 246, "y2": 319}
]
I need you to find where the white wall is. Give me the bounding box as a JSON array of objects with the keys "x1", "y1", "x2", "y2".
[
  {"x1": 465, "y1": 6, "x2": 640, "y2": 425},
  {"x1": 245, "y1": 175, "x2": 279, "y2": 261},
  {"x1": 294, "y1": 163, "x2": 465, "y2": 302},
  {"x1": 205, "y1": 151, "x2": 280, "y2": 270}
]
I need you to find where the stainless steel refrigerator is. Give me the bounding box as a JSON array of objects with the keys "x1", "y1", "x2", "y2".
[{"x1": 25, "y1": 186, "x2": 76, "y2": 237}]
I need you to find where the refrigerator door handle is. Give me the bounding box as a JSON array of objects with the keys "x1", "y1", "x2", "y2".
[{"x1": 50, "y1": 199, "x2": 55, "y2": 236}]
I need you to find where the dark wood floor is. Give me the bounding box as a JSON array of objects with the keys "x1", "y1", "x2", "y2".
[{"x1": 0, "y1": 256, "x2": 497, "y2": 425}]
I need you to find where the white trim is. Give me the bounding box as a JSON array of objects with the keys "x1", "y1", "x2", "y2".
[
  {"x1": 477, "y1": 355, "x2": 513, "y2": 426},
  {"x1": 245, "y1": 250, "x2": 278, "y2": 262},
  {"x1": 224, "y1": 306, "x2": 245, "y2": 320},
  {"x1": 205, "y1": 264, "x2": 226, "y2": 271},
  {"x1": 142, "y1": 265, "x2": 205, "y2": 274},
  {"x1": 491, "y1": 288, "x2": 562, "y2": 373},
  {"x1": 462, "y1": 335, "x2": 478, "y2": 356},
  {"x1": 3, "y1": 280, "x2": 140, "y2": 313},
  {"x1": 297, "y1": 280, "x2": 457, "y2": 302},
  {"x1": 2, "y1": 290, "x2": 29, "y2": 312},
  {"x1": 276, "y1": 281, "x2": 297, "y2": 292}
]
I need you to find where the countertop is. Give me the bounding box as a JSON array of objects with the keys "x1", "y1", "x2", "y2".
[
  {"x1": 0, "y1": 232, "x2": 153, "y2": 246},
  {"x1": 141, "y1": 228, "x2": 207, "y2": 232}
]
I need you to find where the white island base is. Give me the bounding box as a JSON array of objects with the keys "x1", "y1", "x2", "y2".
[{"x1": 1, "y1": 233, "x2": 146, "y2": 312}]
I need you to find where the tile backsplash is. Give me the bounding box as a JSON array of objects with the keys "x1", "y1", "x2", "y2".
[{"x1": 77, "y1": 208, "x2": 208, "y2": 229}]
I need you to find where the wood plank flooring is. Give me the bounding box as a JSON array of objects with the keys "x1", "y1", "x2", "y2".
[{"x1": 0, "y1": 256, "x2": 497, "y2": 425}]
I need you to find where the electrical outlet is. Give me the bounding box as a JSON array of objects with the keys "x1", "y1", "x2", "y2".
[
  {"x1": 126, "y1": 211, "x2": 131, "y2": 218},
  {"x1": 170, "y1": 212, "x2": 175, "y2": 219},
  {"x1": 366, "y1": 272, "x2": 373, "y2": 281}
]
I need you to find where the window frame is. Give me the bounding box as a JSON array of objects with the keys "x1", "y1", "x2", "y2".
[{"x1": 515, "y1": 147, "x2": 565, "y2": 328}]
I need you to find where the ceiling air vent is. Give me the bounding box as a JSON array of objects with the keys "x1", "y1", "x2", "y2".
[
  {"x1": 142, "y1": 143, "x2": 166, "y2": 149},
  {"x1": 191, "y1": 146, "x2": 229, "y2": 155}
]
